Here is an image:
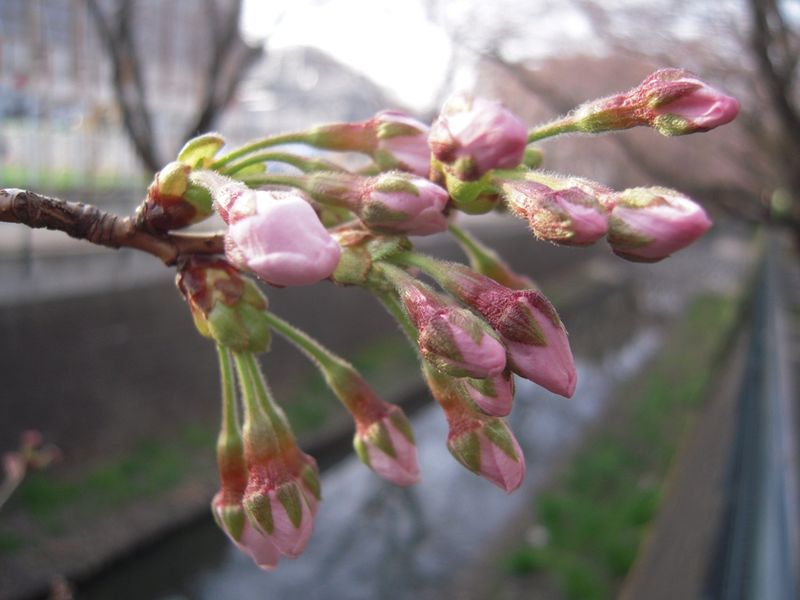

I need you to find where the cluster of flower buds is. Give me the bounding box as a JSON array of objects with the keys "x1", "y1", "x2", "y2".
[
  {"x1": 494, "y1": 171, "x2": 712, "y2": 261},
  {"x1": 145, "y1": 68, "x2": 738, "y2": 569}
]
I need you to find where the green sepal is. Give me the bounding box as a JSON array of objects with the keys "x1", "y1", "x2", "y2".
[
  {"x1": 368, "y1": 421, "x2": 397, "y2": 458},
  {"x1": 300, "y1": 464, "x2": 321, "y2": 501},
  {"x1": 213, "y1": 501, "x2": 246, "y2": 542},
  {"x1": 178, "y1": 133, "x2": 226, "y2": 168},
  {"x1": 483, "y1": 419, "x2": 519, "y2": 461},
  {"x1": 389, "y1": 410, "x2": 415, "y2": 444},
  {"x1": 376, "y1": 121, "x2": 424, "y2": 140},
  {"x1": 278, "y1": 484, "x2": 304, "y2": 529},
  {"x1": 449, "y1": 431, "x2": 481, "y2": 473},
  {"x1": 372, "y1": 174, "x2": 420, "y2": 195},
  {"x1": 354, "y1": 435, "x2": 371, "y2": 467},
  {"x1": 243, "y1": 491, "x2": 274, "y2": 534}
]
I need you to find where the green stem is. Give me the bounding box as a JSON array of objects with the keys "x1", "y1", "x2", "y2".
[
  {"x1": 223, "y1": 152, "x2": 346, "y2": 176},
  {"x1": 216, "y1": 345, "x2": 242, "y2": 442},
  {"x1": 374, "y1": 288, "x2": 418, "y2": 346},
  {"x1": 386, "y1": 251, "x2": 439, "y2": 277},
  {"x1": 527, "y1": 117, "x2": 580, "y2": 143},
  {"x1": 232, "y1": 352, "x2": 288, "y2": 456},
  {"x1": 263, "y1": 311, "x2": 347, "y2": 376},
  {"x1": 240, "y1": 353, "x2": 292, "y2": 439},
  {"x1": 211, "y1": 132, "x2": 310, "y2": 168}
]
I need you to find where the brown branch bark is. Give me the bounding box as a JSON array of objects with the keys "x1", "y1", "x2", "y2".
[{"x1": 0, "y1": 188, "x2": 224, "y2": 265}]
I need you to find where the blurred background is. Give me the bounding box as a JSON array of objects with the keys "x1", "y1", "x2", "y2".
[{"x1": 0, "y1": 1, "x2": 798, "y2": 599}]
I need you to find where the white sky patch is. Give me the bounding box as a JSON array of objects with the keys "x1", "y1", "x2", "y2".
[{"x1": 241, "y1": 0, "x2": 453, "y2": 112}]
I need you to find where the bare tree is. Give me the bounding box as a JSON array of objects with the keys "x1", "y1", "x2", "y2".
[{"x1": 87, "y1": 0, "x2": 262, "y2": 173}]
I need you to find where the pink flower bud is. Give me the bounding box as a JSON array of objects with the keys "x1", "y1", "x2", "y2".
[
  {"x1": 212, "y1": 493, "x2": 281, "y2": 570},
  {"x1": 419, "y1": 308, "x2": 508, "y2": 378},
  {"x1": 502, "y1": 180, "x2": 608, "y2": 246},
  {"x1": 607, "y1": 187, "x2": 712, "y2": 262},
  {"x1": 373, "y1": 110, "x2": 432, "y2": 176},
  {"x1": 225, "y1": 191, "x2": 342, "y2": 287},
  {"x1": 447, "y1": 415, "x2": 525, "y2": 493},
  {"x1": 641, "y1": 69, "x2": 740, "y2": 135},
  {"x1": 429, "y1": 94, "x2": 527, "y2": 179},
  {"x1": 394, "y1": 274, "x2": 507, "y2": 378},
  {"x1": 463, "y1": 370, "x2": 515, "y2": 417},
  {"x1": 242, "y1": 468, "x2": 315, "y2": 558},
  {"x1": 428, "y1": 264, "x2": 576, "y2": 397},
  {"x1": 358, "y1": 173, "x2": 449, "y2": 236},
  {"x1": 354, "y1": 405, "x2": 420, "y2": 486}
]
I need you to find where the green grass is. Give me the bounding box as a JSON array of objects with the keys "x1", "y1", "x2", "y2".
[
  {"x1": 0, "y1": 164, "x2": 144, "y2": 191},
  {"x1": 504, "y1": 294, "x2": 738, "y2": 600}
]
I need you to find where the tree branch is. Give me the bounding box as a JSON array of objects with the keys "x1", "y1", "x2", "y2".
[{"x1": 0, "y1": 189, "x2": 224, "y2": 265}]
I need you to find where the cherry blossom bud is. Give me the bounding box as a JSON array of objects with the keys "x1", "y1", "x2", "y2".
[
  {"x1": 501, "y1": 180, "x2": 608, "y2": 246},
  {"x1": 242, "y1": 472, "x2": 315, "y2": 558},
  {"x1": 447, "y1": 415, "x2": 525, "y2": 493},
  {"x1": 641, "y1": 69, "x2": 740, "y2": 135},
  {"x1": 139, "y1": 161, "x2": 214, "y2": 231},
  {"x1": 176, "y1": 257, "x2": 271, "y2": 352},
  {"x1": 424, "y1": 364, "x2": 525, "y2": 492},
  {"x1": 463, "y1": 370, "x2": 516, "y2": 417},
  {"x1": 569, "y1": 69, "x2": 738, "y2": 137},
  {"x1": 607, "y1": 187, "x2": 712, "y2": 262},
  {"x1": 212, "y1": 493, "x2": 281, "y2": 570},
  {"x1": 373, "y1": 110, "x2": 432, "y2": 176},
  {"x1": 225, "y1": 191, "x2": 342, "y2": 287},
  {"x1": 358, "y1": 173, "x2": 449, "y2": 235},
  {"x1": 353, "y1": 404, "x2": 420, "y2": 487},
  {"x1": 410, "y1": 260, "x2": 575, "y2": 397},
  {"x1": 429, "y1": 94, "x2": 527, "y2": 180},
  {"x1": 388, "y1": 267, "x2": 507, "y2": 378}
]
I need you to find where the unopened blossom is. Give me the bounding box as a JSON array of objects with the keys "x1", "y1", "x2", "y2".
[
  {"x1": 641, "y1": 69, "x2": 740, "y2": 135},
  {"x1": 409, "y1": 259, "x2": 576, "y2": 397},
  {"x1": 358, "y1": 173, "x2": 449, "y2": 236},
  {"x1": 353, "y1": 404, "x2": 420, "y2": 487},
  {"x1": 373, "y1": 110, "x2": 432, "y2": 176},
  {"x1": 387, "y1": 266, "x2": 507, "y2": 378},
  {"x1": 447, "y1": 416, "x2": 526, "y2": 492},
  {"x1": 569, "y1": 68, "x2": 739, "y2": 137},
  {"x1": 463, "y1": 370, "x2": 516, "y2": 417},
  {"x1": 241, "y1": 436, "x2": 320, "y2": 558},
  {"x1": 607, "y1": 187, "x2": 712, "y2": 262},
  {"x1": 212, "y1": 492, "x2": 281, "y2": 570},
  {"x1": 225, "y1": 191, "x2": 342, "y2": 287},
  {"x1": 429, "y1": 94, "x2": 527, "y2": 180},
  {"x1": 425, "y1": 365, "x2": 524, "y2": 492},
  {"x1": 237, "y1": 353, "x2": 321, "y2": 559},
  {"x1": 502, "y1": 179, "x2": 608, "y2": 246}
]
